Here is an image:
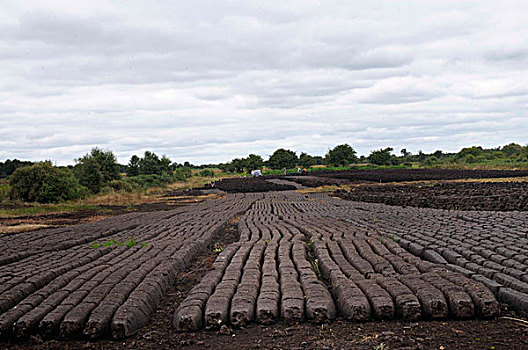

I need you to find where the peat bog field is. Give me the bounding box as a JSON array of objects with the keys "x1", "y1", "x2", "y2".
[{"x1": 1, "y1": 169, "x2": 528, "y2": 349}]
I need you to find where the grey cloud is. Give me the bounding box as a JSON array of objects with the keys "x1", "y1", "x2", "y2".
[{"x1": 1, "y1": 1, "x2": 527, "y2": 165}]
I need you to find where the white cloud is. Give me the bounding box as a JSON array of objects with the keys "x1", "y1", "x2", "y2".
[{"x1": 0, "y1": 0, "x2": 527, "y2": 165}]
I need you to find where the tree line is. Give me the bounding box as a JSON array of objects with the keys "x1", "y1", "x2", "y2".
[
  {"x1": 1, "y1": 142, "x2": 527, "y2": 203},
  {"x1": 217, "y1": 143, "x2": 528, "y2": 173}
]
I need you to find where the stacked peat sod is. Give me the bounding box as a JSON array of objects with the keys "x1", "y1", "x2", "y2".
[
  {"x1": 174, "y1": 192, "x2": 500, "y2": 331},
  {"x1": 316, "y1": 194, "x2": 528, "y2": 314},
  {"x1": 333, "y1": 181, "x2": 528, "y2": 212},
  {"x1": 313, "y1": 168, "x2": 528, "y2": 183},
  {"x1": 0, "y1": 193, "x2": 261, "y2": 340}
]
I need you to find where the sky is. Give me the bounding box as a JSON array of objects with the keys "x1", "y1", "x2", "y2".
[{"x1": 1, "y1": 1, "x2": 527, "y2": 165}]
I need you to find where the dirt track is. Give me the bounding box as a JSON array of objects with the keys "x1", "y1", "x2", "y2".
[{"x1": 1, "y1": 189, "x2": 528, "y2": 349}]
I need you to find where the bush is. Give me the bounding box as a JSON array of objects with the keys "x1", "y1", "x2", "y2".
[
  {"x1": 174, "y1": 167, "x2": 192, "y2": 181},
  {"x1": 74, "y1": 148, "x2": 121, "y2": 193},
  {"x1": 124, "y1": 174, "x2": 175, "y2": 190},
  {"x1": 9, "y1": 162, "x2": 85, "y2": 203},
  {"x1": 198, "y1": 169, "x2": 215, "y2": 177},
  {"x1": 0, "y1": 183, "x2": 10, "y2": 202},
  {"x1": 108, "y1": 179, "x2": 134, "y2": 192}
]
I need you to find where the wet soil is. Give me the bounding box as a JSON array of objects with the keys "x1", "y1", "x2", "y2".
[
  {"x1": 333, "y1": 181, "x2": 528, "y2": 211},
  {"x1": 215, "y1": 178, "x2": 296, "y2": 193}
]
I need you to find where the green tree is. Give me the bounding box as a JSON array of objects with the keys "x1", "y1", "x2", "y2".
[
  {"x1": 74, "y1": 157, "x2": 103, "y2": 193},
  {"x1": 231, "y1": 158, "x2": 247, "y2": 173},
  {"x1": 244, "y1": 154, "x2": 264, "y2": 171},
  {"x1": 299, "y1": 152, "x2": 316, "y2": 168},
  {"x1": 10, "y1": 162, "x2": 84, "y2": 203},
  {"x1": 127, "y1": 155, "x2": 140, "y2": 176},
  {"x1": 74, "y1": 148, "x2": 120, "y2": 193},
  {"x1": 159, "y1": 155, "x2": 173, "y2": 174},
  {"x1": 325, "y1": 144, "x2": 358, "y2": 167},
  {"x1": 268, "y1": 149, "x2": 298, "y2": 169},
  {"x1": 368, "y1": 147, "x2": 394, "y2": 166},
  {"x1": 400, "y1": 149, "x2": 411, "y2": 157},
  {"x1": 501, "y1": 143, "x2": 523, "y2": 158},
  {"x1": 138, "y1": 151, "x2": 161, "y2": 175},
  {"x1": 455, "y1": 146, "x2": 483, "y2": 162}
]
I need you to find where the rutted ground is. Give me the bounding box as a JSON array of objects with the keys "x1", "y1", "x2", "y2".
[
  {"x1": 333, "y1": 180, "x2": 528, "y2": 211},
  {"x1": 1, "y1": 190, "x2": 527, "y2": 346},
  {"x1": 0, "y1": 194, "x2": 259, "y2": 340},
  {"x1": 174, "y1": 192, "x2": 501, "y2": 331}
]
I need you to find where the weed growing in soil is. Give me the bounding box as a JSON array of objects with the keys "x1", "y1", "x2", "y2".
[
  {"x1": 311, "y1": 258, "x2": 321, "y2": 279},
  {"x1": 213, "y1": 242, "x2": 225, "y2": 253},
  {"x1": 91, "y1": 237, "x2": 147, "y2": 249}
]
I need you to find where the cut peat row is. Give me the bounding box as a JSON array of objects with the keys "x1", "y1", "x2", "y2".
[
  {"x1": 333, "y1": 194, "x2": 528, "y2": 314},
  {"x1": 174, "y1": 191, "x2": 501, "y2": 332},
  {"x1": 0, "y1": 194, "x2": 260, "y2": 340},
  {"x1": 3, "y1": 188, "x2": 523, "y2": 341}
]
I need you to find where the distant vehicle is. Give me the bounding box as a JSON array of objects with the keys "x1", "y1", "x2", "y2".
[{"x1": 251, "y1": 169, "x2": 262, "y2": 177}]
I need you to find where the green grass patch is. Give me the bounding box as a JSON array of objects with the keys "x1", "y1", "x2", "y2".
[
  {"x1": 0, "y1": 204, "x2": 99, "y2": 217},
  {"x1": 91, "y1": 237, "x2": 147, "y2": 250}
]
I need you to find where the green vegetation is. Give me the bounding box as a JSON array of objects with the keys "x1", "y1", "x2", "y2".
[
  {"x1": 219, "y1": 154, "x2": 264, "y2": 173},
  {"x1": 10, "y1": 162, "x2": 86, "y2": 203},
  {"x1": 0, "y1": 203, "x2": 98, "y2": 217},
  {"x1": 2, "y1": 142, "x2": 527, "y2": 207},
  {"x1": 325, "y1": 144, "x2": 358, "y2": 166},
  {"x1": 0, "y1": 182, "x2": 10, "y2": 202},
  {"x1": 267, "y1": 148, "x2": 298, "y2": 169},
  {"x1": 91, "y1": 237, "x2": 147, "y2": 250},
  {"x1": 0, "y1": 159, "x2": 33, "y2": 178},
  {"x1": 129, "y1": 151, "x2": 173, "y2": 176},
  {"x1": 368, "y1": 147, "x2": 400, "y2": 166},
  {"x1": 74, "y1": 148, "x2": 121, "y2": 194}
]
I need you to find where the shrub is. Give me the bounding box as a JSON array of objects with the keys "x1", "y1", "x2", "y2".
[
  {"x1": 198, "y1": 169, "x2": 215, "y2": 177},
  {"x1": 0, "y1": 183, "x2": 10, "y2": 202},
  {"x1": 124, "y1": 173, "x2": 175, "y2": 190},
  {"x1": 10, "y1": 162, "x2": 84, "y2": 203},
  {"x1": 108, "y1": 179, "x2": 134, "y2": 192},
  {"x1": 174, "y1": 167, "x2": 192, "y2": 181}
]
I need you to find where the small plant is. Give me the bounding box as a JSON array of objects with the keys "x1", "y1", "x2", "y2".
[
  {"x1": 213, "y1": 242, "x2": 225, "y2": 253},
  {"x1": 92, "y1": 237, "x2": 146, "y2": 249},
  {"x1": 311, "y1": 259, "x2": 321, "y2": 279},
  {"x1": 126, "y1": 237, "x2": 138, "y2": 248},
  {"x1": 306, "y1": 240, "x2": 313, "y2": 249},
  {"x1": 374, "y1": 343, "x2": 386, "y2": 350},
  {"x1": 102, "y1": 239, "x2": 119, "y2": 247}
]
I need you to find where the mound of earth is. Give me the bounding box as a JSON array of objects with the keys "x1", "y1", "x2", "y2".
[
  {"x1": 334, "y1": 181, "x2": 528, "y2": 211},
  {"x1": 214, "y1": 177, "x2": 296, "y2": 193},
  {"x1": 315, "y1": 168, "x2": 528, "y2": 183}
]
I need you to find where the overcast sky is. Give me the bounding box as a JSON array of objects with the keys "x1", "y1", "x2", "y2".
[{"x1": 1, "y1": 1, "x2": 527, "y2": 165}]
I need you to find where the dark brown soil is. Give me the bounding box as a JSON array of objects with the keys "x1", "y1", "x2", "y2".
[
  {"x1": 215, "y1": 177, "x2": 296, "y2": 193},
  {"x1": 4, "y1": 218, "x2": 527, "y2": 350},
  {"x1": 333, "y1": 181, "x2": 528, "y2": 211},
  {"x1": 313, "y1": 168, "x2": 528, "y2": 183}
]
